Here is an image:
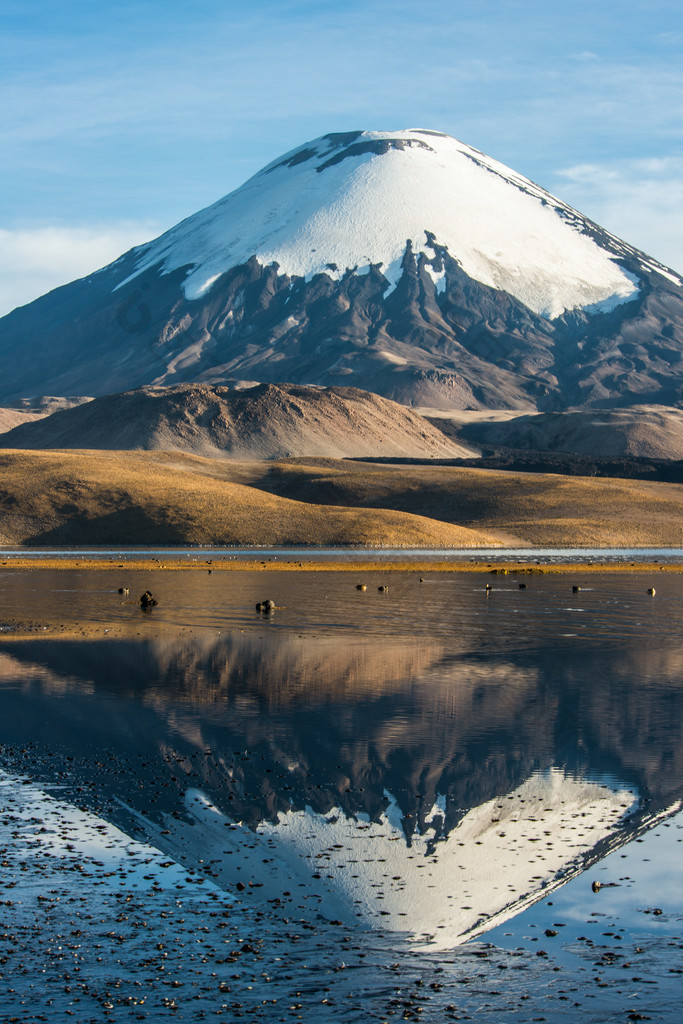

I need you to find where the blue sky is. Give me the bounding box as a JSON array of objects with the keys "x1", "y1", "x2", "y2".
[{"x1": 1, "y1": 0, "x2": 682, "y2": 315}]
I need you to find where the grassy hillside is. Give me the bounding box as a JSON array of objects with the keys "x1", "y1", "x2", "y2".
[
  {"x1": 0, "y1": 450, "x2": 499, "y2": 548},
  {"x1": 1, "y1": 449, "x2": 682, "y2": 548},
  {"x1": 254, "y1": 457, "x2": 683, "y2": 547}
]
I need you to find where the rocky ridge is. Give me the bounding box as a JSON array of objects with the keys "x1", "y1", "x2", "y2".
[{"x1": 0, "y1": 382, "x2": 476, "y2": 460}]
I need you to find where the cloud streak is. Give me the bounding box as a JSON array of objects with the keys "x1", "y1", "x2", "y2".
[
  {"x1": 553, "y1": 158, "x2": 683, "y2": 273},
  {"x1": 0, "y1": 223, "x2": 159, "y2": 317}
]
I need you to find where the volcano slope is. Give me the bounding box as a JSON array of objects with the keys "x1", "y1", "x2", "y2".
[{"x1": 1, "y1": 130, "x2": 682, "y2": 413}]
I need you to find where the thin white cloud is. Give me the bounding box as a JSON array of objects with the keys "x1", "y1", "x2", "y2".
[
  {"x1": 553, "y1": 158, "x2": 683, "y2": 274},
  {"x1": 0, "y1": 223, "x2": 159, "y2": 317}
]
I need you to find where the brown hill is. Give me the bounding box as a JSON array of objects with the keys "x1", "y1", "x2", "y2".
[
  {"x1": 0, "y1": 383, "x2": 477, "y2": 460},
  {"x1": 457, "y1": 405, "x2": 683, "y2": 461},
  {"x1": 0, "y1": 396, "x2": 92, "y2": 436},
  {"x1": 246, "y1": 457, "x2": 683, "y2": 548},
  {"x1": 0, "y1": 449, "x2": 682, "y2": 548},
  {"x1": 0, "y1": 449, "x2": 498, "y2": 547},
  {"x1": 0, "y1": 408, "x2": 43, "y2": 433}
]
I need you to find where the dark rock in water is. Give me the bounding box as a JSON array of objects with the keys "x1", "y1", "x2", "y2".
[{"x1": 139, "y1": 590, "x2": 157, "y2": 609}]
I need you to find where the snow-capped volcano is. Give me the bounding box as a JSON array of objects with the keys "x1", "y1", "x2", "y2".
[
  {"x1": 120, "y1": 129, "x2": 641, "y2": 320},
  {"x1": 1, "y1": 129, "x2": 682, "y2": 410}
]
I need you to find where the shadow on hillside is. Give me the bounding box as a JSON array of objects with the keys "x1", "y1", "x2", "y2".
[
  {"x1": 241, "y1": 462, "x2": 522, "y2": 525},
  {"x1": 25, "y1": 506, "x2": 193, "y2": 546}
]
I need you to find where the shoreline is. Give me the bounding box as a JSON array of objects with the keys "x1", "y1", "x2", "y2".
[{"x1": 1, "y1": 556, "x2": 682, "y2": 573}]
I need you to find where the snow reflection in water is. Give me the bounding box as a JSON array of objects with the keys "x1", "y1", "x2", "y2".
[{"x1": 0, "y1": 569, "x2": 682, "y2": 1017}]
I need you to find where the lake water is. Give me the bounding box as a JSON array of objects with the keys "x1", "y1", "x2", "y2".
[
  {"x1": 2, "y1": 545, "x2": 683, "y2": 563},
  {"x1": 0, "y1": 567, "x2": 681, "y2": 1021}
]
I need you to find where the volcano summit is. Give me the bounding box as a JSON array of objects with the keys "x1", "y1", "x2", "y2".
[{"x1": 1, "y1": 129, "x2": 682, "y2": 411}]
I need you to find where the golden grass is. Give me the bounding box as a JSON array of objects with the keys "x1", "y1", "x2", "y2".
[
  {"x1": 254, "y1": 457, "x2": 683, "y2": 548},
  {"x1": 1, "y1": 448, "x2": 682, "y2": 551},
  {"x1": 0, "y1": 449, "x2": 500, "y2": 549},
  {"x1": 0, "y1": 560, "x2": 680, "y2": 576}
]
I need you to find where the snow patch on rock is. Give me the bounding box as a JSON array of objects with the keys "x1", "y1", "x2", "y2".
[
  {"x1": 118, "y1": 130, "x2": 640, "y2": 320},
  {"x1": 183, "y1": 768, "x2": 636, "y2": 949}
]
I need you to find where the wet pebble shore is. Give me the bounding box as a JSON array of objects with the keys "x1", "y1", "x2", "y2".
[{"x1": 1, "y1": 770, "x2": 681, "y2": 1022}]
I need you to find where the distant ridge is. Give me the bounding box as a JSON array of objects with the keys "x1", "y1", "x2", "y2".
[
  {"x1": 456, "y1": 405, "x2": 683, "y2": 461},
  {"x1": 0, "y1": 382, "x2": 477, "y2": 460}
]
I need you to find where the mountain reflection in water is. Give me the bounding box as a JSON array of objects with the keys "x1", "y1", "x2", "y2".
[{"x1": 0, "y1": 570, "x2": 682, "y2": 946}]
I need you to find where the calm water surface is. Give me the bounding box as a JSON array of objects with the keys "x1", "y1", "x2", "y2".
[
  {"x1": 2, "y1": 545, "x2": 683, "y2": 562},
  {"x1": 0, "y1": 567, "x2": 681, "y2": 1019}
]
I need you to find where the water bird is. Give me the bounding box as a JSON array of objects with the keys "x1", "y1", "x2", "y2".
[
  {"x1": 647, "y1": 587, "x2": 656, "y2": 596},
  {"x1": 139, "y1": 591, "x2": 157, "y2": 609}
]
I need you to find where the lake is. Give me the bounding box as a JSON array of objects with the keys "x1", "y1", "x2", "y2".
[{"x1": 0, "y1": 565, "x2": 681, "y2": 1021}]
